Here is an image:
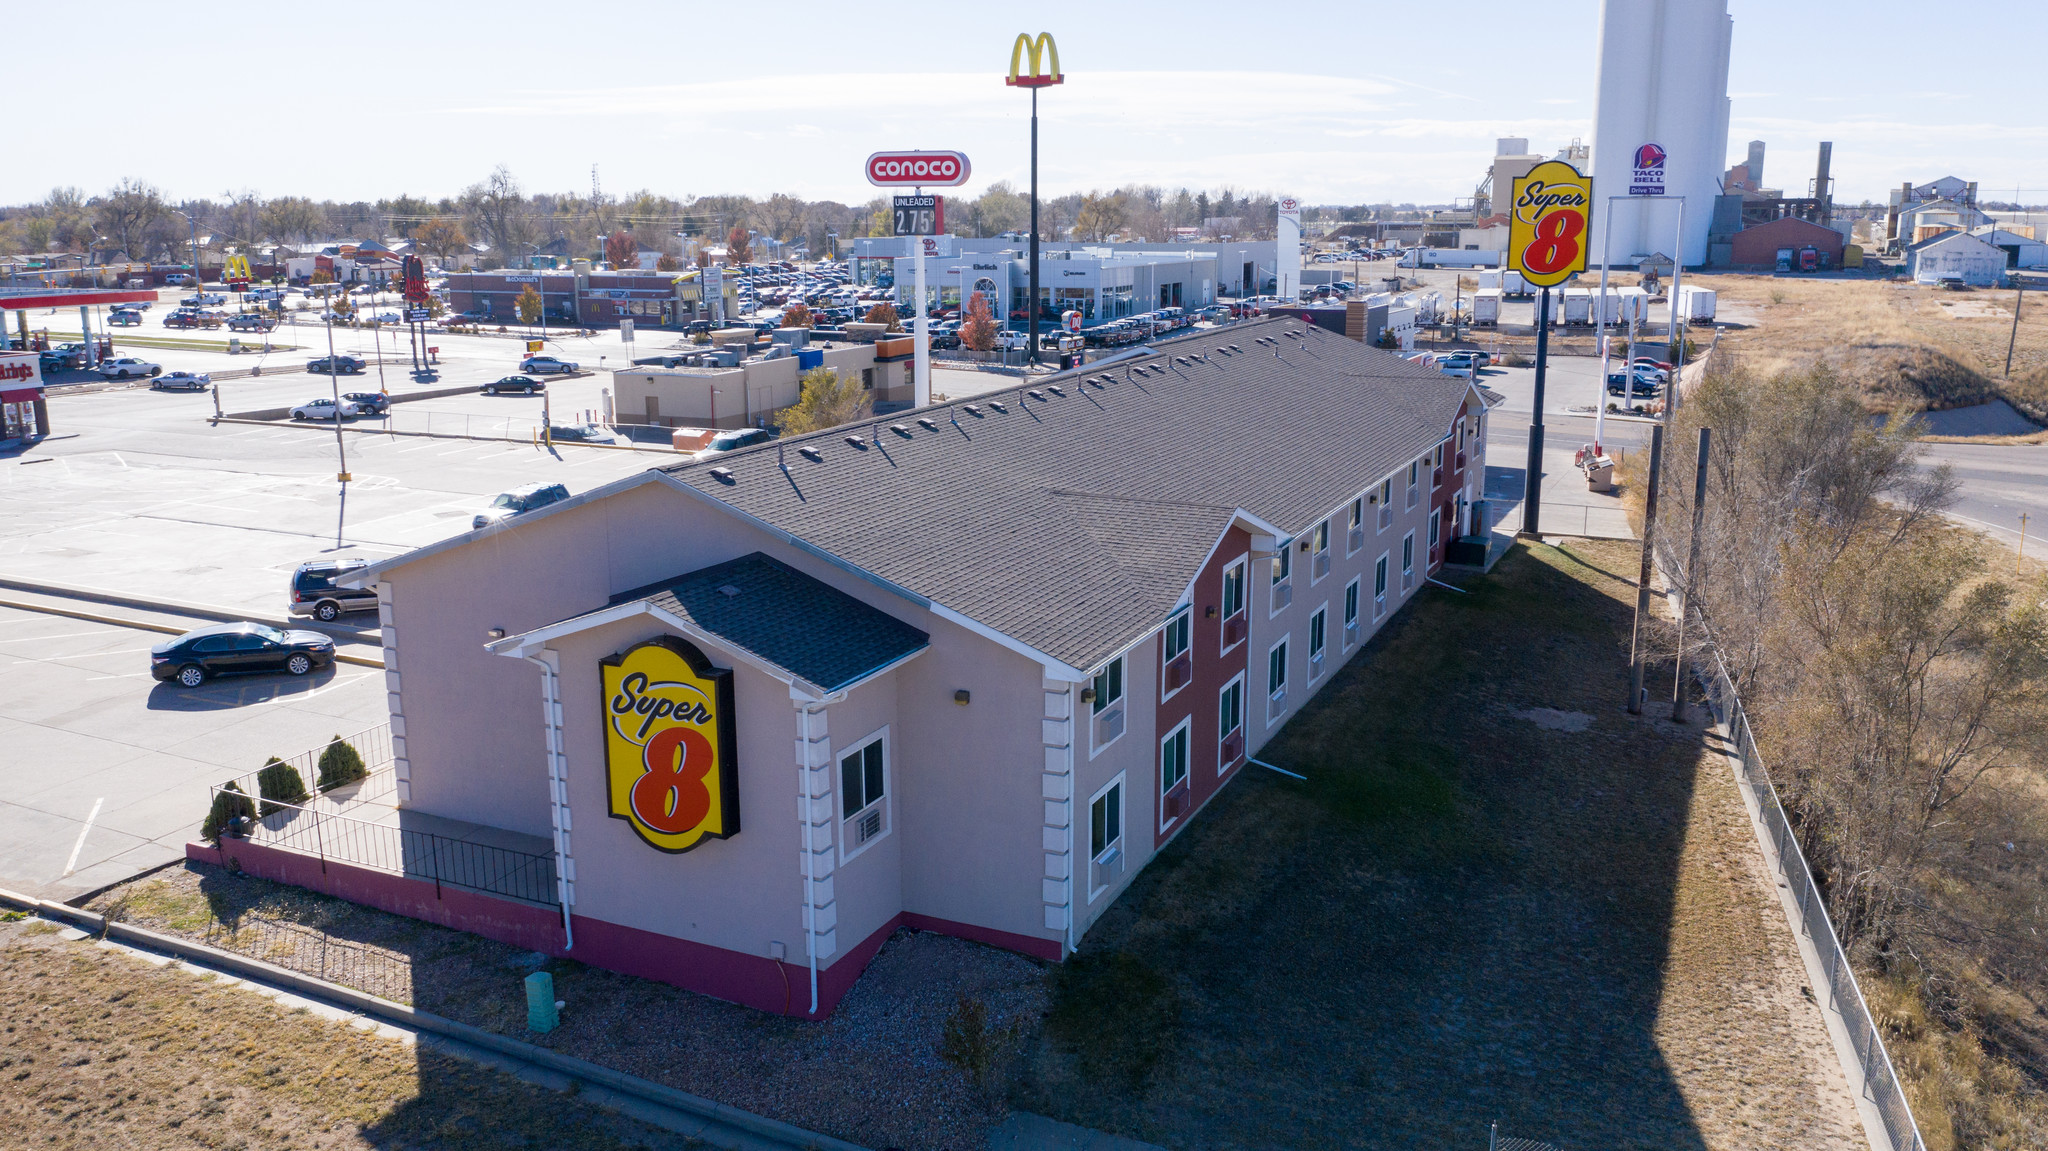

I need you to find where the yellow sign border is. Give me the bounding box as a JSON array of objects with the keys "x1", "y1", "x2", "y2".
[
  {"x1": 601, "y1": 635, "x2": 740, "y2": 854},
  {"x1": 1507, "y1": 160, "x2": 1593, "y2": 289}
]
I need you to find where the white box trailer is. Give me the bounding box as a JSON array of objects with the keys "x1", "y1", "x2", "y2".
[
  {"x1": 1616, "y1": 286, "x2": 1650, "y2": 324},
  {"x1": 1476, "y1": 269, "x2": 1502, "y2": 291},
  {"x1": 1471, "y1": 288, "x2": 1501, "y2": 326},
  {"x1": 1399, "y1": 248, "x2": 1504, "y2": 269},
  {"x1": 1501, "y1": 269, "x2": 1534, "y2": 297},
  {"x1": 1560, "y1": 288, "x2": 1592, "y2": 326},
  {"x1": 1677, "y1": 284, "x2": 1717, "y2": 322}
]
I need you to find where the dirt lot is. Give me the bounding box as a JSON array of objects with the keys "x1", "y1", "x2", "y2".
[
  {"x1": 1012, "y1": 540, "x2": 1867, "y2": 1151},
  {"x1": 0, "y1": 915, "x2": 702, "y2": 1150}
]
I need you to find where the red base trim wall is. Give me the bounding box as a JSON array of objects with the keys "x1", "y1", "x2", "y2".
[{"x1": 187, "y1": 840, "x2": 1062, "y2": 1018}]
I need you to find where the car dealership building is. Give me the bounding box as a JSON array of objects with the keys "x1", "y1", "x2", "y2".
[{"x1": 203, "y1": 317, "x2": 1494, "y2": 1018}]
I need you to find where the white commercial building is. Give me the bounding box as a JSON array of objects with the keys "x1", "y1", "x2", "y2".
[{"x1": 1588, "y1": 0, "x2": 1734, "y2": 268}]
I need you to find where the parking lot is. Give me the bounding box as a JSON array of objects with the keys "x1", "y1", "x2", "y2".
[{"x1": 0, "y1": 604, "x2": 387, "y2": 900}]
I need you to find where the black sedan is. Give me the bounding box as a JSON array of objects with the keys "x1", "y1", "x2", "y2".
[
  {"x1": 483, "y1": 375, "x2": 545, "y2": 395},
  {"x1": 150, "y1": 623, "x2": 336, "y2": 688}
]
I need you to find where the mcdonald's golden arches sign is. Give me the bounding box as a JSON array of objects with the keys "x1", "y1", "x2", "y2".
[{"x1": 1005, "y1": 33, "x2": 1062, "y2": 88}]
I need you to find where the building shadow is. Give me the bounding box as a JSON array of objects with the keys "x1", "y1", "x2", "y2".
[
  {"x1": 146, "y1": 667, "x2": 342, "y2": 711},
  {"x1": 1020, "y1": 542, "x2": 1726, "y2": 1151}
]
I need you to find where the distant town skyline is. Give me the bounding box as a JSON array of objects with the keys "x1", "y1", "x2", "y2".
[{"x1": 11, "y1": 1, "x2": 2043, "y2": 209}]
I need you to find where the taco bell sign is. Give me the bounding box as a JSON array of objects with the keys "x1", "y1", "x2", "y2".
[{"x1": 1629, "y1": 142, "x2": 1667, "y2": 196}]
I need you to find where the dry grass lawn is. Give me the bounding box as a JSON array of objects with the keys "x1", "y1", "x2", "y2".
[
  {"x1": 1016, "y1": 540, "x2": 1867, "y2": 1151},
  {"x1": 0, "y1": 916, "x2": 702, "y2": 1150},
  {"x1": 1695, "y1": 273, "x2": 2048, "y2": 421}
]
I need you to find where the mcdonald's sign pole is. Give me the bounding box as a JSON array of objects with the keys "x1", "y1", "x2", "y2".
[{"x1": 1007, "y1": 33, "x2": 1062, "y2": 366}]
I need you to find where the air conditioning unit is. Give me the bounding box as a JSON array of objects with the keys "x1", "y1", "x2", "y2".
[{"x1": 857, "y1": 808, "x2": 882, "y2": 843}]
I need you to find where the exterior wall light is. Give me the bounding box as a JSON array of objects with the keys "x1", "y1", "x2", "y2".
[
  {"x1": 487, "y1": 628, "x2": 506, "y2": 639},
  {"x1": 1079, "y1": 686, "x2": 1095, "y2": 703},
  {"x1": 954, "y1": 689, "x2": 971, "y2": 706}
]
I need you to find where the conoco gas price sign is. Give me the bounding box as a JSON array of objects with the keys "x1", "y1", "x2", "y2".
[{"x1": 865, "y1": 151, "x2": 972, "y2": 187}]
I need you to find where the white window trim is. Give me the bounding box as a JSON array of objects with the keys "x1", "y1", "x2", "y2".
[
  {"x1": 835, "y1": 725, "x2": 892, "y2": 865},
  {"x1": 1307, "y1": 604, "x2": 1328, "y2": 682},
  {"x1": 1159, "y1": 608, "x2": 1193, "y2": 705},
  {"x1": 1309, "y1": 521, "x2": 1331, "y2": 586},
  {"x1": 1429, "y1": 507, "x2": 1442, "y2": 553},
  {"x1": 1402, "y1": 531, "x2": 1416, "y2": 575},
  {"x1": 1269, "y1": 541, "x2": 1294, "y2": 619},
  {"x1": 1088, "y1": 653, "x2": 1129, "y2": 759},
  {"x1": 1217, "y1": 671, "x2": 1246, "y2": 775},
  {"x1": 1265, "y1": 634, "x2": 1291, "y2": 726},
  {"x1": 1219, "y1": 554, "x2": 1249, "y2": 656},
  {"x1": 1344, "y1": 576, "x2": 1362, "y2": 647},
  {"x1": 1087, "y1": 772, "x2": 1126, "y2": 902},
  {"x1": 1158, "y1": 717, "x2": 1193, "y2": 832},
  {"x1": 1346, "y1": 498, "x2": 1365, "y2": 556},
  {"x1": 1377, "y1": 478, "x2": 1394, "y2": 533},
  {"x1": 1375, "y1": 552, "x2": 1390, "y2": 617}
]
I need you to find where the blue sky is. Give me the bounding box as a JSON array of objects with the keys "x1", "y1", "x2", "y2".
[{"x1": 13, "y1": 1, "x2": 2041, "y2": 207}]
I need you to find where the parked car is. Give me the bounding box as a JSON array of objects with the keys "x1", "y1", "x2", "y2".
[
  {"x1": 306, "y1": 355, "x2": 366, "y2": 375},
  {"x1": 290, "y1": 397, "x2": 363, "y2": 420},
  {"x1": 341, "y1": 391, "x2": 390, "y2": 415},
  {"x1": 372, "y1": 311, "x2": 401, "y2": 325},
  {"x1": 1437, "y1": 351, "x2": 1488, "y2": 372},
  {"x1": 152, "y1": 371, "x2": 212, "y2": 391},
  {"x1": 181, "y1": 293, "x2": 227, "y2": 306},
  {"x1": 227, "y1": 313, "x2": 277, "y2": 332},
  {"x1": 930, "y1": 331, "x2": 962, "y2": 350},
  {"x1": 546, "y1": 423, "x2": 621, "y2": 444},
  {"x1": 39, "y1": 349, "x2": 81, "y2": 371},
  {"x1": 1605, "y1": 371, "x2": 1662, "y2": 398},
  {"x1": 163, "y1": 311, "x2": 203, "y2": 329},
  {"x1": 692, "y1": 427, "x2": 776, "y2": 460},
  {"x1": 97, "y1": 356, "x2": 161, "y2": 379},
  {"x1": 287, "y1": 557, "x2": 376, "y2": 622},
  {"x1": 472, "y1": 481, "x2": 570, "y2": 530},
  {"x1": 163, "y1": 273, "x2": 191, "y2": 286},
  {"x1": 109, "y1": 309, "x2": 143, "y2": 326},
  {"x1": 150, "y1": 622, "x2": 336, "y2": 687},
  {"x1": 518, "y1": 355, "x2": 579, "y2": 374},
  {"x1": 482, "y1": 375, "x2": 544, "y2": 395}
]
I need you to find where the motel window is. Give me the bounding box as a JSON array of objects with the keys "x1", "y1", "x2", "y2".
[
  {"x1": 1164, "y1": 611, "x2": 1190, "y2": 664},
  {"x1": 1092, "y1": 656, "x2": 1124, "y2": 715},
  {"x1": 1161, "y1": 724, "x2": 1189, "y2": 795},
  {"x1": 1309, "y1": 607, "x2": 1326, "y2": 665},
  {"x1": 1379, "y1": 478, "x2": 1392, "y2": 505},
  {"x1": 1091, "y1": 779, "x2": 1123, "y2": 863},
  {"x1": 1430, "y1": 509, "x2": 1442, "y2": 550},
  {"x1": 1269, "y1": 638, "x2": 1289, "y2": 698},
  {"x1": 1220, "y1": 678, "x2": 1243, "y2": 742},
  {"x1": 839, "y1": 733, "x2": 889, "y2": 853},
  {"x1": 1403, "y1": 533, "x2": 1415, "y2": 574},
  {"x1": 1408, "y1": 460, "x2": 1419, "y2": 487},
  {"x1": 1272, "y1": 540, "x2": 1291, "y2": 585},
  {"x1": 1222, "y1": 559, "x2": 1246, "y2": 619},
  {"x1": 1313, "y1": 521, "x2": 1329, "y2": 557},
  {"x1": 1350, "y1": 498, "x2": 1363, "y2": 530},
  {"x1": 1345, "y1": 578, "x2": 1360, "y2": 627},
  {"x1": 1375, "y1": 555, "x2": 1389, "y2": 603}
]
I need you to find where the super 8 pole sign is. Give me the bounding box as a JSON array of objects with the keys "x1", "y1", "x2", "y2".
[
  {"x1": 1507, "y1": 160, "x2": 1593, "y2": 289},
  {"x1": 602, "y1": 636, "x2": 739, "y2": 853}
]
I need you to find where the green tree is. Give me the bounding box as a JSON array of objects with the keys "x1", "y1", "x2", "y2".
[
  {"x1": 777, "y1": 367, "x2": 870, "y2": 435},
  {"x1": 515, "y1": 284, "x2": 544, "y2": 325},
  {"x1": 255, "y1": 757, "x2": 309, "y2": 816},
  {"x1": 316, "y1": 734, "x2": 368, "y2": 791},
  {"x1": 200, "y1": 782, "x2": 255, "y2": 842},
  {"x1": 1074, "y1": 191, "x2": 1129, "y2": 242},
  {"x1": 961, "y1": 292, "x2": 998, "y2": 352}
]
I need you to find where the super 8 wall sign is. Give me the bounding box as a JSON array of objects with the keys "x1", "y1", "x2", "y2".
[
  {"x1": 1507, "y1": 160, "x2": 1593, "y2": 289},
  {"x1": 602, "y1": 636, "x2": 739, "y2": 853}
]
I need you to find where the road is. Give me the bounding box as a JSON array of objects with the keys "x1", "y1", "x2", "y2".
[{"x1": 1922, "y1": 441, "x2": 2048, "y2": 554}]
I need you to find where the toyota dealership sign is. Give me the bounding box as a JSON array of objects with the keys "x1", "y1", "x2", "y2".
[{"x1": 865, "y1": 151, "x2": 971, "y2": 187}]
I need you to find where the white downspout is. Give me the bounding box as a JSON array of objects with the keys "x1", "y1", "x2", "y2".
[
  {"x1": 524, "y1": 651, "x2": 575, "y2": 950},
  {"x1": 796, "y1": 700, "x2": 822, "y2": 1016}
]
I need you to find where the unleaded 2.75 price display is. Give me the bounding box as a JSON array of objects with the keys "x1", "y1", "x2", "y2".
[{"x1": 892, "y1": 196, "x2": 944, "y2": 237}]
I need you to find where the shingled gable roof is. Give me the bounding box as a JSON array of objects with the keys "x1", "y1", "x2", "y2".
[{"x1": 656, "y1": 316, "x2": 1474, "y2": 673}]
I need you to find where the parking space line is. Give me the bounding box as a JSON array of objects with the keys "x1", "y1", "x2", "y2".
[{"x1": 62, "y1": 797, "x2": 104, "y2": 877}]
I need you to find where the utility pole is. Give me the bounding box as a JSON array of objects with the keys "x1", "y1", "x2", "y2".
[
  {"x1": 325, "y1": 313, "x2": 350, "y2": 549},
  {"x1": 1628, "y1": 423, "x2": 1666, "y2": 715},
  {"x1": 2008, "y1": 278, "x2": 2026, "y2": 378},
  {"x1": 1672, "y1": 427, "x2": 1711, "y2": 722},
  {"x1": 1519, "y1": 287, "x2": 1552, "y2": 536}
]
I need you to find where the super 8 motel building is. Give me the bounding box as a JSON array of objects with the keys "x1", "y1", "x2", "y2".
[{"x1": 289, "y1": 317, "x2": 1494, "y2": 1017}]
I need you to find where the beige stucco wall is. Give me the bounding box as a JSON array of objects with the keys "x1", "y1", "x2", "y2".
[{"x1": 611, "y1": 343, "x2": 879, "y2": 431}]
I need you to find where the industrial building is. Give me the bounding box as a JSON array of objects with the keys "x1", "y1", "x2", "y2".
[
  {"x1": 1588, "y1": 0, "x2": 1734, "y2": 268},
  {"x1": 1727, "y1": 216, "x2": 1846, "y2": 269},
  {"x1": 1906, "y1": 231, "x2": 2008, "y2": 287},
  {"x1": 205, "y1": 317, "x2": 1495, "y2": 1019}
]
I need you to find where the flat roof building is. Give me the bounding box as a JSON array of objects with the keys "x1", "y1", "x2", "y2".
[{"x1": 205, "y1": 317, "x2": 1497, "y2": 1018}]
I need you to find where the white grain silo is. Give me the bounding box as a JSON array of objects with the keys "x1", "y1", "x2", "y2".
[{"x1": 1588, "y1": 0, "x2": 1733, "y2": 268}]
